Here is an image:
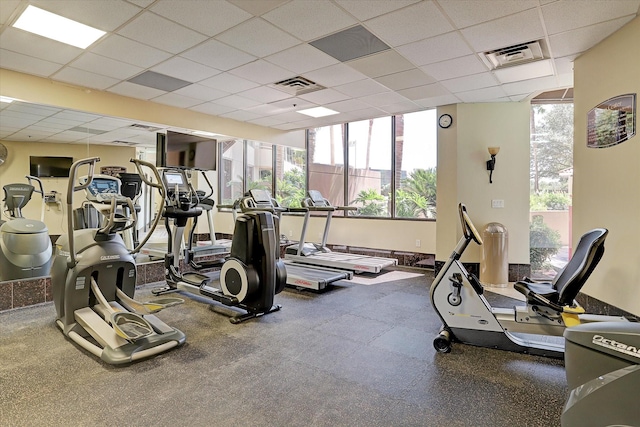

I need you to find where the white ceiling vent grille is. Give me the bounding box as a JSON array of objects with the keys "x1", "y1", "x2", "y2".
[
  {"x1": 271, "y1": 76, "x2": 325, "y2": 96},
  {"x1": 482, "y1": 41, "x2": 545, "y2": 70},
  {"x1": 130, "y1": 123, "x2": 163, "y2": 132}
]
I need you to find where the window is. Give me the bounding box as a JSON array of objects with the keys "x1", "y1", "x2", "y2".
[
  {"x1": 275, "y1": 145, "x2": 306, "y2": 208},
  {"x1": 394, "y1": 110, "x2": 437, "y2": 219},
  {"x1": 308, "y1": 124, "x2": 345, "y2": 208},
  {"x1": 246, "y1": 140, "x2": 273, "y2": 194},
  {"x1": 530, "y1": 103, "x2": 574, "y2": 279},
  {"x1": 348, "y1": 117, "x2": 392, "y2": 217},
  {"x1": 218, "y1": 139, "x2": 244, "y2": 205}
]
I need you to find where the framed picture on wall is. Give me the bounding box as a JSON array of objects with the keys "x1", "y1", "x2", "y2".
[{"x1": 587, "y1": 93, "x2": 636, "y2": 148}]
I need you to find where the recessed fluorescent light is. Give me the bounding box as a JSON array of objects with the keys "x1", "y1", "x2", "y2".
[
  {"x1": 297, "y1": 107, "x2": 339, "y2": 118},
  {"x1": 0, "y1": 96, "x2": 17, "y2": 103},
  {"x1": 13, "y1": 5, "x2": 106, "y2": 49},
  {"x1": 193, "y1": 131, "x2": 218, "y2": 137}
]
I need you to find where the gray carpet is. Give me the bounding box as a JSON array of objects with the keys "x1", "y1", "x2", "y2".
[{"x1": 0, "y1": 268, "x2": 566, "y2": 426}]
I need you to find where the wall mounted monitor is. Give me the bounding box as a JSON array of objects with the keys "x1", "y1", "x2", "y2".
[
  {"x1": 165, "y1": 130, "x2": 217, "y2": 170},
  {"x1": 29, "y1": 156, "x2": 73, "y2": 177}
]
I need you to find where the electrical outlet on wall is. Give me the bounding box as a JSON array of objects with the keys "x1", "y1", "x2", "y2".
[
  {"x1": 415, "y1": 239, "x2": 421, "y2": 247},
  {"x1": 491, "y1": 199, "x2": 504, "y2": 208}
]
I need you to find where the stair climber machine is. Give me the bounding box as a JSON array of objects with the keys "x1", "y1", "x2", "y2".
[
  {"x1": 284, "y1": 190, "x2": 397, "y2": 274},
  {"x1": 51, "y1": 157, "x2": 185, "y2": 365},
  {"x1": 430, "y1": 203, "x2": 631, "y2": 358},
  {"x1": 152, "y1": 169, "x2": 286, "y2": 324},
  {"x1": 0, "y1": 175, "x2": 52, "y2": 281},
  {"x1": 239, "y1": 189, "x2": 353, "y2": 291}
]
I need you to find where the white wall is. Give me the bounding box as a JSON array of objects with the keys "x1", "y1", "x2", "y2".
[
  {"x1": 573, "y1": 16, "x2": 640, "y2": 315},
  {"x1": 436, "y1": 102, "x2": 531, "y2": 265}
]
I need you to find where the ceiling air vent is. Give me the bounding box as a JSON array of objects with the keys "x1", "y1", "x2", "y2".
[
  {"x1": 482, "y1": 41, "x2": 545, "y2": 70},
  {"x1": 130, "y1": 123, "x2": 163, "y2": 132},
  {"x1": 271, "y1": 76, "x2": 325, "y2": 96},
  {"x1": 112, "y1": 140, "x2": 138, "y2": 145}
]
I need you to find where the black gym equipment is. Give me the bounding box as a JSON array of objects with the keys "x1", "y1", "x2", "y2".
[
  {"x1": 51, "y1": 157, "x2": 185, "y2": 365},
  {"x1": 152, "y1": 169, "x2": 286, "y2": 324}
]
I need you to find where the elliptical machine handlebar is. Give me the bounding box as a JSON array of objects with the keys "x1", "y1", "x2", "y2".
[
  {"x1": 129, "y1": 158, "x2": 167, "y2": 256},
  {"x1": 66, "y1": 157, "x2": 100, "y2": 268},
  {"x1": 26, "y1": 175, "x2": 45, "y2": 222}
]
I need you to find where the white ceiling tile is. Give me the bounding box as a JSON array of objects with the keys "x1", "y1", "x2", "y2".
[
  {"x1": 542, "y1": 0, "x2": 640, "y2": 35},
  {"x1": 501, "y1": 75, "x2": 559, "y2": 96},
  {"x1": 239, "y1": 86, "x2": 291, "y2": 103},
  {"x1": 365, "y1": 2, "x2": 453, "y2": 46},
  {"x1": 269, "y1": 97, "x2": 315, "y2": 110},
  {"x1": 270, "y1": 111, "x2": 310, "y2": 123},
  {"x1": 439, "y1": 0, "x2": 538, "y2": 28},
  {"x1": 420, "y1": 55, "x2": 488, "y2": 80},
  {"x1": 0, "y1": 28, "x2": 83, "y2": 65},
  {"x1": 303, "y1": 63, "x2": 368, "y2": 87},
  {"x1": 151, "y1": 57, "x2": 221, "y2": 83},
  {"x1": 0, "y1": 48, "x2": 63, "y2": 77},
  {"x1": 272, "y1": 122, "x2": 304, "y2": 130},
  {"x1": 4, "y1": 103, "x2": 61, "y2": 116},
  {"x1": 510, "y1": 94, "x2": 530, "y2": 102},
  {"x1": 265, "y1": 44, "x2": 339, "y2": 74},
  {"x1": 53, "y1": 110, "x2": 102, "y2": 121},
  {"x1": 357, "y1": 91, "x2": 410, "y2": 107},
  {"x1": 220, "y1": 110, "x2": 261, "y2": 122},
  {"x1": 460, "y1": 8, "x2": 545, "y2": 52},
  {"x1": 334, "y1": 0, "x2": 420, "y2": 21},
  {"x1": 229, "y1": 60, "x2": 293, "y2": 85},
  {"x1": 152, "y1": 92, "x2": 203, "y2": 108},
  {"x1": 334, "y1": 79, "x2": 388, "y2": 98},
  {"x1": 343, "y1": 107, "x2": 387, "y2": 121},
  {"x1": 244, "y1": 104, "x2": 283, "y2": 116},
  {"x1": 324, "y1": 98, "x2": 372, "y2": 112},
  {"x1": 127, "y1": 0, "x2": 154, "y2": 7},
  {"x1": 53, "y1": 67, "x2": 120, "y2": 90},
  {"x1": 0, "y1": 0, "x2": 21, "y2": 25},
  {"x1": 396, "y1": 32, "x2": 473, "y2": 66},
  {"x1": 374, "y1": 69, "x2": 436, "y2": 91},
  {"x1": 151, "y1": 0, "x2": 252, "y2": 37},
  {"x1": 188, "y1": 102, "x2": 236, "y2": 116},
  {"x1": 455, "y1": 86, "x2": 509, "y2": 102},
  {"x1": 378, "y1": 100, "x2": 421, "y2": 114},
  {"x1": 93, "y1": 34, "x2": 172, "y2": 68},
  {"x1": 172, "y1": 84, "x2": 230, "y2": 102},
  {"x1": 347, "y1": 50, "x2": 414, "y2": 78},
  {"x1": 398, "y1": 83, "x2": 450, "y2": 101},
  {"x1": 263, "y1": 0, "x2": 356, "y2": 41},
  {"x1": 553, "y1": 56, "x2": 575, "y2": 75},
  {"x1": 298, "y1": 89, "x2": 350, "y2": 104},
  {"x1": 117, "y1": 11, "x2": 208, "y2": 54},
  {"x1": 248, "y1": 116, "x2": 287, "y2": 127},
  {"x1": 199, "y1": 73, "x2": 259, "y2": 93},
  {"x1": 493, "y1": 59, "x2": 554, "y2": 84},
  {"x1": 228, "y1": 0, "x2": 289, "y2": 16},
  {"x1": 30, "y1": 0, "x2": 142, "y2": 31},
  {"x1": 108, "y1": 81, "x2": 167, "y2": 100},
  {"x1": 549, "y1": 16, "x2": 634, "y2": 58},
  {"x1": 216, "y1": 18, "x2": 300, "y2": 57},
  {"x1": 214, "y1": 95, "x2": 261, "y2": 109},
  {"x1": 440, "y1": 72, "x2": 499, "y2": 93},
  {"x1": 556, "y1": 73, "x2": 573, "y2": 88},
  {"x1": 181, "y1": 39, "x2": 256, "y2": 71},
  {"x1": 69, "y1": 52, "x2": 143, "y2": 80}
]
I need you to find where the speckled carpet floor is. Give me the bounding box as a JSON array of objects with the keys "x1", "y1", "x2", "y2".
[{"x1": 0, "y1": 268, "x2": 565, "y2": 426}]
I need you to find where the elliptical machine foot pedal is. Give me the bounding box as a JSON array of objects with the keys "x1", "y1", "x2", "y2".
[{"x1": 228, "y1": 304, "x2": 282, "y2": 325}]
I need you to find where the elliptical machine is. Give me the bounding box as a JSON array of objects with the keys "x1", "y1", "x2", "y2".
[
  {"x1": 51, "y1": 157, "x2": 185, "y2": 365},
  {"x1": 0, "y1": 175, "x2": 52, "y2": 281},
  {"x1": 152, "y1": 168, "x2": 286, "y2": 324},
  {"x1": 430, "y1": 203, "x2": 630, "y2": 357}
]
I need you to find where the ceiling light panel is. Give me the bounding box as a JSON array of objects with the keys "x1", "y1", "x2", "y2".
[
  {"x1": 12, "y1": 5, "x2": 105, "y2": 49},
  {"x1": 297, "y1": 107, "x2": 339, "y2": 117},
  {"x1": 310, "y1": 25, "x2": 390, "y2": 62}
]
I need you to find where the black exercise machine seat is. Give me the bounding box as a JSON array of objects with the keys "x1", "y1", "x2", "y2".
[{"x1": 514, "y1": 228, "x2": 608, "y2": 311}]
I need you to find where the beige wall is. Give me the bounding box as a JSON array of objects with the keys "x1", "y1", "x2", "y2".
[
  {"x1": 0, "y1": 140, "x2": 135, "y2": 235},
  {"x1": 573, "y1": 16, "x2": 640, "y2": 315},
  {"x1": 436, "y1": 102, "x2": 531, "y2": 265}
]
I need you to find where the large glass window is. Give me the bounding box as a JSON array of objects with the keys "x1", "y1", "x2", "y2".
[
  {"x1": 347, "y1": 117, "x2": 392, "y2": 217},
  {"x1": 394, "y1": 110, "x2": 437, "y2": 219},
  {"x1": 275, "y1": 145, "x2": 306, "y2": 207},
  {"x1": 246, "y1": 140, "x2": 273, "y2": 195},
  {"x1": 530, "y1": 103, "x2": 573, "y2": 279},
  {"x1": 308, "y1": 124, "x2": 345, "y2": 208},
  {"x1": 219, "y1": 139, "x2": 244, "y2": 205}
]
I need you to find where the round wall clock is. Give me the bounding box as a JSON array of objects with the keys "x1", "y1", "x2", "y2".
[{"x1": 438, "y1": 114, "x2": 453, "y2": 129}]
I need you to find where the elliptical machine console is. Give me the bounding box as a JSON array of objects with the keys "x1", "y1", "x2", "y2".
[{"x1": 153, "y1": 168, "x2": 286, "y2": 324}]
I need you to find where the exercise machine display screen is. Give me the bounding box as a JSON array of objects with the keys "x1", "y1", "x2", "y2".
[
  {"x1": 87, "y1": 178, "x2": 119, "y2": 196},
  {"x1": 164, "y1": 173, "x2": 184, "y2": 186}
]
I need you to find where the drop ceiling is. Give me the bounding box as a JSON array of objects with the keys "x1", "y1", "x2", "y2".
[{"x1": 0, "y1": 0, "x2": 638, "y2": 147}]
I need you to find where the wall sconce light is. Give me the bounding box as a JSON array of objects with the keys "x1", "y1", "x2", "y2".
[{"x1": 486, "y1": 147, "x2": 500, "y2": 183}]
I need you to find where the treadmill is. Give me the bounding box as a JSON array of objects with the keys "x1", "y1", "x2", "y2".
[
  {"x1": 284, "y1": 190, "x2": 398, "y2": 274},
  {"x1": 239, "y1": 189, "x2": 352, "y2": 291}
]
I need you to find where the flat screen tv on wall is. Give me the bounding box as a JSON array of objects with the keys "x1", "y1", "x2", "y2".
[
  {"x1": 165, "y1": 130, "x2": 217, "y2": 170},
  {"x1": 29, "y1": 156, "x2": 73, "y2": 177}
]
